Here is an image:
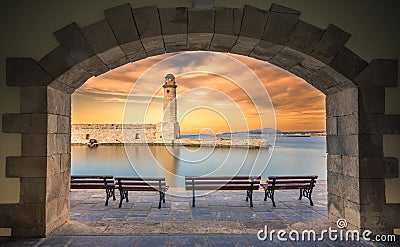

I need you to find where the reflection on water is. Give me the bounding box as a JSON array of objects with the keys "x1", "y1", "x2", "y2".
[{"x1": 71, "y1": 137, "x2": 327, "y2": 188}]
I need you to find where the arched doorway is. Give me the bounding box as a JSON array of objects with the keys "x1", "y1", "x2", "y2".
[{"x1": 2, "y1": 3, "x2": 399, "y2": 237}]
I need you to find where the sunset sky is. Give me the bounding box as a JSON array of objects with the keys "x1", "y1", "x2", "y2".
[{"x1": 72, "y1": 52, "x2": 326, "y2": 134}]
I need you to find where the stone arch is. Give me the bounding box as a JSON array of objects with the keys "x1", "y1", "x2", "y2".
[{"x1": 2, "y1": 3, "x2": 399, "y2": 237}]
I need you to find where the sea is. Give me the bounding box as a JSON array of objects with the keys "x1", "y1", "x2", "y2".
[{"x1": 71, "y1": 136, "x2": 327, "y2": 188}]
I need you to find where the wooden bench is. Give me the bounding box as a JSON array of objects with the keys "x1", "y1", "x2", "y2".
[
  {"x1": 70, "y1": 175, "x2": 116, "y2": 206},
  {"x1": 262, "y1": 175, "x2": 318, "y2": 207},
  {"x1": 185, "y1": 176, "x2": 261, "y2": 207},
  {"x1": 115, "y1": 177, "x2": 168, "y2": 209}
]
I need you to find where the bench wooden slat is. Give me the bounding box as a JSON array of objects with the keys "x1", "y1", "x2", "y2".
[
  {"x1": 268, "y1": 175, "x2": 317, "y2": 180},
  {"x1": 115, "y1": 177, "x2": 165, "y2": 181},
  {"x1": 185, "y1": 185, "x2": 259, "y2": 190},
  {"x1": 71, "y1": 175, "x2": 113, "y2": 179},
  {"x1": 185, "y1": 176, "x2": 261, "y2": 181},
  {"x1": 267, "y1": 179, "x2": 316, "y2": 185},
  {"x1": 185, "y1": 180, "x2": 260, "y2": 185}
]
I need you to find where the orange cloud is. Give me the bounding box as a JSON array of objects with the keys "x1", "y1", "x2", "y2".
[{"x1": 72, "y1": 52, "x2": 325, "y2": 133}]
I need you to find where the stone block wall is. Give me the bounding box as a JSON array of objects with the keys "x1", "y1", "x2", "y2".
[{"x1": 1, "y1": 2, "x2": 399, "y2": 237}]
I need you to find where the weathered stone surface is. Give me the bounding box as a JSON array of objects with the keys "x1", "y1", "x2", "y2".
[
  {"x1": 354, "y1": 59, "x2": 398, "y2": 87},
  {"x1": 126, "y1": 51, "x2": 147, "y2": 62},
  {"x1": 53, "y1": 22, "x2": 108, "y2": 75},
  {"x1": 357, "y1": 157, "x2": 397, "y2": 179},
  {"x1": 20, "y1": 87, "x2": 47, "y2": 114},
  {"x1": 6, "y1": 58, "x2": 53, "y2": 87},
  {"x1": 328, "y1": 193, "x2": 344, "y2": 219},
  {"x1": 214, "y1": 8, "x2": 242, "y2": 36},
  {"x1": 47, "y1": 87, "x2": 71, "y2": 116},
  {"x1": 46, "y1": 195, "x2": 69, "y2": 234},
  {"x1": 22, "y1": 134, "x2": 47, "y2": 156},
  {"x1": 338, "y1": 115, "x2": 358, "y2": 135},
  {"x1": 306, "y1": 66, "x2": 354, "y2": 94},
  {"x1": 339, "y1": 134, "x2": 358, "y2": 156},
  {"x1": 288, "y1": 56, "x2": 325, "y2": 80},
  {"x1": 160, "y1": 8, "x2": 187, "y2": 52},
  {"x1": 210, "y1": 34, "x2": 237, "y2": 52},
  {"x1": 358, "y1": 86, "x2": 385, "y2": 114},
  {"x1": 327, "y1": 154, "x2": 342, "y2": 173},
  {"x1": 2, "y1": 114, "x2": 47, "y2": 134},
  {"x1": 288, "y1": 21, "x2": 324, "y2": 54},
  {"x1": 60, "y1": 153, "x2": 71, "y2": 173},
  {"x1": 47, "y1": 155, "x2": 61, "y2": 177},
  {"x1": 358, "y1": 134, "x2": 383, "y2": 158},
  {"x1": 311, "y1": 24, "x2": 351, "y2": 64},
  {"x1": 46, "y1": 172, "x2": 70, "y2": 202},
  {"x1": 249, "y1": 40, "x2": 283, "y2": 61},
  {"x1": 262, "y1": 4, "x2": 299, "y2": 45},
  {"x1": 6, "y1": 156, "x2": 47, "y2": 178},
  {"x1": 240, "y1": 5, "x2": 268, "y2": 39},
  {"x1": 326, "y1": 135, "x2": 340, "y2": 155},
  {"x1": 330, "y1": 47, "x2": 368, "y2": 80},
  {"x1": 343, "y1": 175, "x2": 360, "y2": 203},
  {"x1": 344, "y1": 200, "x2": 361, "y2": 228},
  {"x1": 359, "y1": 178, "x2": 386, "y2": 205},
  {"x1": 54, "y1": 64, "x2": 92, "y2": 90},
  {"x1": 5, "y1": 204, "x2": 46, "y2": 229},
  {"x1": 187, "y1": 8, "x2": 214, "y2": 50},
  {"x1": 104, "y1": 4, "x2": 141, "y2": 46},
  {"x1": 81, "y1": 20, "x2": 128, "y2": 69},
  {"x1": 39, "y1": 46, "x2": 77, "y2": 78},
  {"x1": 360, "y1": 204, "x2": 400, "y2": 234},
  {"x1": 20, "y1": 178, "x2": 46, "y2": 203},
  {"x1": 269, "y1": 46, "x2": 307, "y2": 70},
  {"x1": 336, "y1": 88, "x2": 358, "y2": 116},
  {"x1": 57, "y1": 116, "x2": 70, "y2": 134},
  {"x1": 326, "y1": 116, "x2": 337, "y2": 135},
  {"x1": 270, "y1": 3, "x2": 300, "y2": 15},
  {"x1": 342, "y1": 155, "x2": 359, "y2": 177},
  {"x1": 133, "y1": 6, "x2": 165, "y2": 55},
  {"x1": 359, "y1": 114, "x2": 400, "y2": 135},
  {"x1": 210, "y1": 8, "x2": 240, "y2": 52}
]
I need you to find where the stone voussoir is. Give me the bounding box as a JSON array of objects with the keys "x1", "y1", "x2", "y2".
[
  {"x1": 231, "y1": 5, "x2": 268, "y2": 55},
  {"x1": 261, "y1": 3, "x2": 299, "y2": 45},
  {"x1": 187, "y1": 7, "x2": 215, "y2": 50},
  {"x1": 160, "y1": 7, "x2": 188, "y2": 52},
  {"x1": 132, "y1": 5, "x2": 165, "y2": 56},
  {"x1": 329, "y1": 46, "x2": 368, "y2": 80},
  {"x1": 104, "y1": 3, "x2": 146, "y2": 58},
  {"x1": 311, "y1": 24, "x2": 351, "y2": 64},
  {"x1": 53, "y1": 22, "x2": 109, "y2": 76},
  {"x1": 81, "y1": 19, "x2": 128, "y2": 69},
  {"x1": 287, "y1": 20, "x2": 324, "y2": 54},
  {"x1": 354, "y1": 59, "x2": 398, "y2": 87},
  {"x1": 6, "y1": 57, "x2": 53, "y2": 87}
]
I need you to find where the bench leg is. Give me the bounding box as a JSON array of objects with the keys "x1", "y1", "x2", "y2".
[
  {"x1": 246, "y1": 188, "x2": 253, "y2": 207},
  {"x1": 266, "y1": 189, "x2": 276, "y2": 207},
  {"x1": 105, "y1": 187, "x2": 115, "y2": 206},
  {"x1": 299, "y1": 189, "x2": 303, "y2": 200},
  {"x1": 113, "y1": 188, "x2": 116, "y2": 201},
  {"x1": 119, "y1": 190, "x2": 128, "y2": 208},
  {"x1": 158, "y1": 191, "x2": 164, "y2": 209}
]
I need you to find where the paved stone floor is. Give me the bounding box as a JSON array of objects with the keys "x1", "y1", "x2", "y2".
[{"x1": 1, "y1": 182, "x2": 399, "y2": 246}]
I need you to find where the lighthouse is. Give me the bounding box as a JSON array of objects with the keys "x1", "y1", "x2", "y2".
[{"x1": 162, "y1": 74, "x2": 180, "y2": 143}]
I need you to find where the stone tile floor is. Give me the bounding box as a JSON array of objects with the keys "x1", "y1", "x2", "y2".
[{"x1": 1, "y1": 182, "x2": 399, "y2": 246}]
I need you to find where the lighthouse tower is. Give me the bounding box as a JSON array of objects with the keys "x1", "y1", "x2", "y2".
[{"x1": 162, "y1": 74, "x2": 180, "y2": 143}]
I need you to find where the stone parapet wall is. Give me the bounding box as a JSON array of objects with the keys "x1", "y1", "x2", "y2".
[{"x1": 71, "y1": 124, "x2": 162, "y2": 144}]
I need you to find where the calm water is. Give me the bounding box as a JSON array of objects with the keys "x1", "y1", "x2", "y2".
[{"x1": 71, "y1": 137, "x2": 327, "y2": 188}]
